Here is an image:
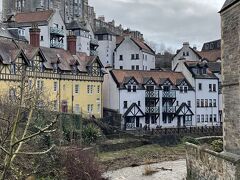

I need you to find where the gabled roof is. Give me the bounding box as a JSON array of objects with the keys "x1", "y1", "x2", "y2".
[
  {"x1": 115, "y1": 36, "x2": 155, "y2": 55},
  {"x1": 110, "y1": 69, "x2": 185, "y2": 88},
  {"x1": 184, "y1": 61, "x2": 218, "y2": 79},
  {"x1": 176, "y1": 103, "x2": 194, "y2": 116},
  {"x1": 220, "y1": 0, "x2": 239, "y2": 13},
  {"x1": 173, "y1": 46, "x2": 202, "y2": 59},
  {"x1": 123, "y1": 103, "x2": 145, "y2": 117},
  {"x1": 198, "y1": 50, "x2": 221, "y2": 62},
  {"x1": 14, "y1": 10, "x2": 54, "y2": 24}
]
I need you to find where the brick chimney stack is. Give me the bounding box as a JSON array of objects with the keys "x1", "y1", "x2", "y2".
[
  {"x1": 67, "y1": 31, "x2": 77, "y2": 55},
  {"x1": 29, "y1": 24, "x2": 41, "y2": 47}
]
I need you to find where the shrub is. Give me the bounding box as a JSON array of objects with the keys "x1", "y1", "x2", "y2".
[
  {"x1": 211, "y1": 139, "x2": 223, "y2": 153},
  {"x1": 182, "y1": 136, "x2": 200, "y2": 145},
  {"x1": 61, "y1": 147, "x2": 104, "y2": 180},
  {"x1": 82, "y1": 124, "x2": 102, "y2": 145}
]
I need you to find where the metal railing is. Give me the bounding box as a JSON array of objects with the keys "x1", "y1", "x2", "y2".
[
  {"x1": 145, "y1": 91, "x2": 159, "y2": 98},
  {"x1": 50, "y1": 27, "x2": 65, "y2": 36},
  {"x1": 50, "y1": 41, "x2": 64, "y2": 49},
  {"x1": 162, "y1": 91, "x2": 176, "y2": 99},
  {"x1": 146, "y1": 106, "x2": 160, "y2": 114},
  {"x1": 162, "y1": 106, "x2": 176, "y2": 114}
]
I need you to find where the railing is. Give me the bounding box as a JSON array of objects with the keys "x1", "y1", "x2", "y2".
[
  {"x1": 90, "y1": 38, "x2": 99, "y2": 46},
  {"x1": 126, "y1": 123, "x2": 135, "y2": 129},
  {"x1": 50, "y1": 27, "x2": 65, "y2": 36},
  {"x1": 152, "y1": 126, "x2": 223, "y2": 136},
  {"x1": 162, "y1": 91, "x2": 176, "y2": 99},
  {"x1": 146, "y1": 106, "x2": 160, "y2": 114},
  {"x1": 50, "y1": 41, "x2": 64, "y2": 49},
  {"x1": 162, "y1": 106, "x2": 176, "y2": 114},
  {"x1": 145, "y1": 91, "x2": 159, "y2": 98}
]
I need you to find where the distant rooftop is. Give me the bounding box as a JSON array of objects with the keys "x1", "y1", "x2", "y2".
[{"x1": 220, "y1": 0, "x2": 240, "y2": 13}]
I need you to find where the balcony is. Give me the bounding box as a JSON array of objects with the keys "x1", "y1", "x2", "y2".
[
  {"x1": 162, "y1": 91, "x2": 176, "y2": 99},
  {"x1": 50, "y1": 27, "x2": 65, "y2": 37},
  {"x1": 146, "y1": 106, "x2": 160, "y2": 114},
  {"x1": 145, "y1": 91, "x2": 159, "y2": 98},
  {"x1": 162, "y1": 106, "x2": 176, "y2": 114},
  {"x1": 50, "y1": 41, "x2": 64, "y2": 49}
]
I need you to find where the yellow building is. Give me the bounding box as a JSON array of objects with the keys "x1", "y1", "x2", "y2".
[{"x1": 0, "y1": 28, "x2": 104, "y2": 118}]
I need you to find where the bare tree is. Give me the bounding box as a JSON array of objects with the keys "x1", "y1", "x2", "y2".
[{"x1": 0, "y1": 71, "x2": 59, "y2": 179}]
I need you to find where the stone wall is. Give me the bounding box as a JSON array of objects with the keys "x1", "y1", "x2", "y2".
[
  {"x1": 186, "y1": 142, "x2": 240, "y2": 180},
  {"x1": 221, "y1": 1, "x2": 240, "y2": 154}
]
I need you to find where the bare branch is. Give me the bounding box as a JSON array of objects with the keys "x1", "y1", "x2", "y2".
[
  {"x1": 12, "y1": 119, "x2": 58, "y2": 147},
  {"x1": 0, "y1": 146, "x2": 10, "y2": 155},
  {"x1": 15, "y1": 145, "x2": 55, "y2": 155}
]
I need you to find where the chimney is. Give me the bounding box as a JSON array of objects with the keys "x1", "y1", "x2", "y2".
[
  {"x1": 29, "y1": 24, "x2": 41, "y2": 47},
  {"x1": 67, "y1": 31, "x2": 77, "y2": 55},
  {"x1": 183, "y1": 42, "x2": 190, "y2": 47}
]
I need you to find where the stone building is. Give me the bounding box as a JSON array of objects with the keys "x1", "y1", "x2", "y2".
[
  {"x1": 2, "y1": 0, "x2": 89, "y2": 23},
  {"x1": 185, "y1": 0, "x2": 240, "y2": 179}
]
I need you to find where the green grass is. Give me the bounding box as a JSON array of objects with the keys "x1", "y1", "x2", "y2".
[{"x1": 98, "y1": 144, "x2": 185, "y2": 162}]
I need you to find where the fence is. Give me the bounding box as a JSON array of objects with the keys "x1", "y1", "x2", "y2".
[{"x1": 151, "y1": 126, "x2": 223, "y2": 136}]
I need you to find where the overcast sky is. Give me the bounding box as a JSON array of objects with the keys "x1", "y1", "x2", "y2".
[{"x1": 89, "y1": 0, "x2": 225, "y2": 53}]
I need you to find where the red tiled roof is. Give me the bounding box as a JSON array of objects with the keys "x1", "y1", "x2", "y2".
[
  {"x1": 198, "y1": 50, "x2": 221, "y2": 62},
  {"x1": 15, "y1": 10, "x2": 54, "y2": 23},
  {"x1": 111, "y1": 69, "x2": 184, "y2": 86}
]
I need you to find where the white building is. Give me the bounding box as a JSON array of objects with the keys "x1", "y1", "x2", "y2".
[
  {"x1": 113, "y1": 36, "x2": 155, "y2": 70},
  {"x1": 94, "y1": 27, "x2": 116, "y2": 67},
  {"x1": 7, "y1": 9, "x2": 67, "y2": 50}
]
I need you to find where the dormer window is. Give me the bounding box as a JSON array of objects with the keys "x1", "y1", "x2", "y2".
[
  {"x1": 203, "y1": 68, "x2": 207, "y2": 75},
  {"x1": 72, "y1": 65, "x2": 78, "y2": 75},
  {"x1": 183, "y1": 52, "x2": 186, "y2": 56},
  {"x1": 163, "y1": 85, "x2": 170, "y2": 92},
  {"x1": 40, "y1": 62, "x2": 45, "y2": 72}
]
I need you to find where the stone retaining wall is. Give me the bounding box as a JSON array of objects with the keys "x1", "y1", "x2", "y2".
[{"x1": 186, "y1": 142, "x2": 240, "y2": 180}]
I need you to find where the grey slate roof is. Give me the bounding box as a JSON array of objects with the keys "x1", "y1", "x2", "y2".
[
  {"x1": 66, "y1": 20, "x2": 90, "y2": 32},
  {"x1": 220, "y1": 0, "x2": 240, "y2": 12}
]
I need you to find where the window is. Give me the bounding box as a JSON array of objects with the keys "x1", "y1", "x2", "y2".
[
  {"x1": 87, "y1": 85, "x2": 93, "y2": 94},
  {"x1": 120, "y1": 66, "x2": 123, "y2": 69},
  {"x1": 210, "y1": 114, "x2": 213, "y2": 122},
  {"x1": 97, "y1": 104, "x2": 101, "y2": 113},
  {"x1": 205, "y1": 115, "x2": 208, "y2": 122},
  {"x1": 138, "y1": 101, "x2": 141, "y2": 106},
  {"x1": 131, "y1": 54, "x2": 135, "y2": 60},
  {"x1": 197, "y1": 99, "x2": 200, "y2": 107},
  {"x1": 119, "y1": 55, "x2": 123, "y2": 60},
  {"x1": 201, "y1": 115, "x2": 204, "y2": 122},
  {"x1": 205, "y1": 99, "x2": 208, "y2": 107},
  {"x1": 186, "y1": 52, "x2": 189, "y2": 56},
  {"x1": 75, "y1": 104, "x2": 80, "y2": 114},
  {"x1": 28, "y1": 80, "x2": 32, "y2": 89},
  {"x1": 209, "y1": 84, "x2": 212, "y2": 92},
  {"x1": 136, "y1": 65, "x2": 139, "y2": 70},
  {"x1": 54, "y1": 82, "x2": 58, "y2": 92},
  {"x1": 97, "y1": 85, "x2": 100, "y2": 94},
  {"x1": 124, "y1": 101, "x2": 128, "y2": 108},
  {"x1": 131, "y1": 66, "x2": 135, "y2": 70},
  {"x1": 87, "y1": 104, "x2": 93, "y2": 113},
  {"x1": 10, "y1": 64, "x2": 16, "y2": 74},
  {"x1": 197, "y1": 115, "x2": 200, "y2": 123},
  {"x1": 176, "y1": 101, "x2": 179, "y2": 106},
  {"x1": 127, "y1": 86, "x2": 131, "y2": 92},
  {"x1": 214, "y1": 114, "x2": 217, "y2": 122},
  {"x1": 209, "y1": 99, "x2": 212, "y2": 107},
  {"x1": 213, "y1": 84, "x2": 216, "y2": 92},
  {"x1": 136, "y1": 54, "x2": 139, "y2": 59},
  {"x1": 184, "y1": 86, "x2": 188, "y2": 93},
  {"x1": 213, "y1": 99, "x2": 217, "y2": 107},
  {"x1": 132, "y1": 86, "x2": 137, "y2": 92},
  {"x1": 40, "y1": 62, "x2": 45, "y2": 72},
  {"x1": 75, "y1": 84, "x2": 79, "y2": 93},
  {"x1": 37, "y1": 80, "x2": 44, "y2": 91},
  {"x1": 179, "y1": 86, "x2": 183, "y2": 93},
  {"x1": 9, "y1": 89, "x2": 16, "y2": 100},
  {"x1": 40, "y1": 36, "x2": 44, "y2": 41},
  {"x1": 198, "y1": 83, "x2": 202, "y2": 90},
  {"x1": 201, "y1": 99, "x2": 204, "y2": 107},
  {"x1": 187, "y1": 101, "x2": 191, "y2": 107}
]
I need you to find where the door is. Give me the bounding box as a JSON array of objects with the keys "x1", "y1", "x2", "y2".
[
  {"x1": 136, "y1": 117, "x2": 140, "y2": 128},
  {"x1": 177, "y1": 116, "x2": 181, "y2": 127}
]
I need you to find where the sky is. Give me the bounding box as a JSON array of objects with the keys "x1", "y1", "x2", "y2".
[{"x1": 89, "y1": 0, "x2": 225, "y2": 53}]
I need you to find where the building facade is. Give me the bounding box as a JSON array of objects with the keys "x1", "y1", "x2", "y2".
[
  {"x1": 103, "y1": 69, "x2": 221, "y2": 130},
  {"x1": 0, "y1": 25, "x2": 104, "y2": 118},
  {"x1": 114, "y1": 36, "x2": 156, "y2": 70}
]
